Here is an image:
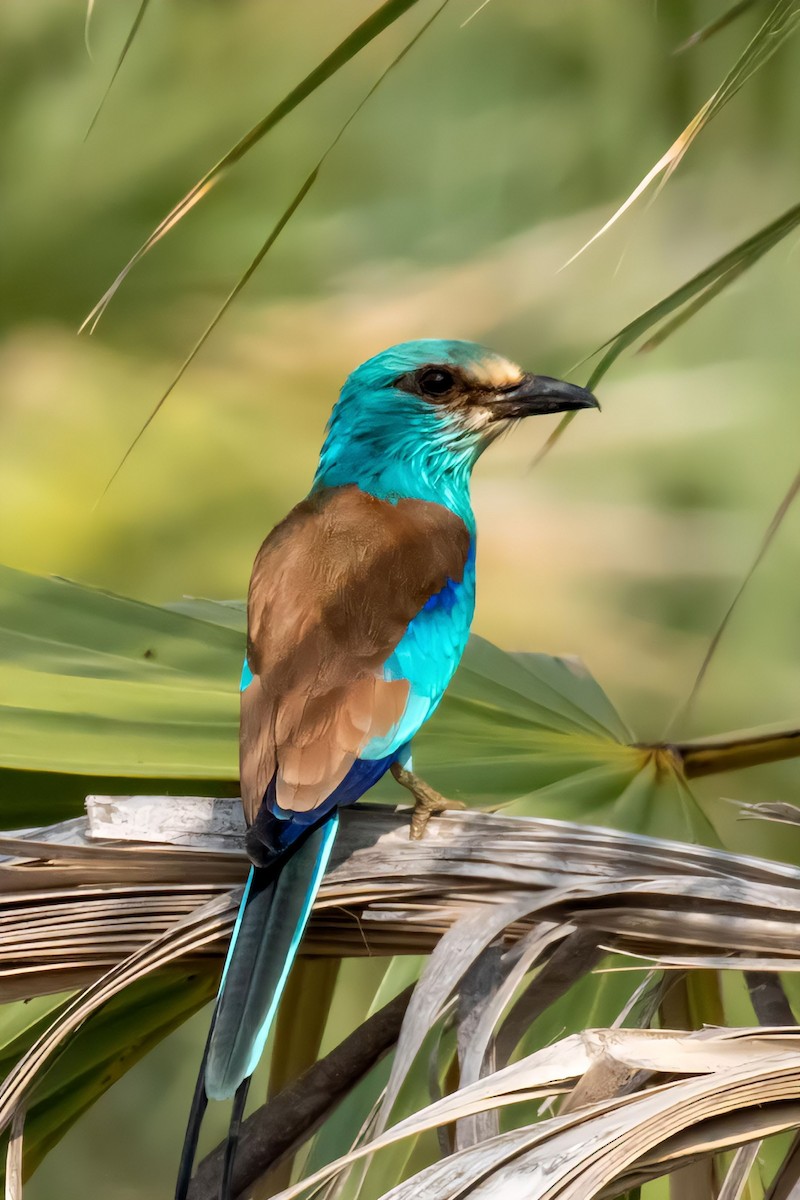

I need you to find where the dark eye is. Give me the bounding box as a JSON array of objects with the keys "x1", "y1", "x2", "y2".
[{"x1": 418, "y1": 367, "x2": 455, "y2": 398}]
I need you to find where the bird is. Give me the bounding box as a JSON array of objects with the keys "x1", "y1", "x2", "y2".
[{"x1": 175, "y1": 338, "x2": 598, "y2": 1199}]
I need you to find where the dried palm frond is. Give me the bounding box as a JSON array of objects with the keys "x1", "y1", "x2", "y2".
[
  {"x1": 5, "y1": 797, "x2": 800, "y2": 1194},
  {"x1": 5, "y1": 797, "x2": 800, "y2": 1001},
  {"x1": 264, "y1": 1027, "x2": 800, "y2": 1200}
]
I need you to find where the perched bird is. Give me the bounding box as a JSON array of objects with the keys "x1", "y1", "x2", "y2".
[{"x1": 176, "y1": 339, "x2": 598, "y2": 1199}]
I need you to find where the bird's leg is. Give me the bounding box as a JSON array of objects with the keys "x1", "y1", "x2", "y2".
[{"x1": 390, "y1": 762, "x2": 467, "y2": 840}]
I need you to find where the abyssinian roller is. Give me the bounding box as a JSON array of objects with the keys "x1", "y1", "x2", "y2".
[{"x1": 176, "y1": 339, "x2": 598, "y2": 1198}]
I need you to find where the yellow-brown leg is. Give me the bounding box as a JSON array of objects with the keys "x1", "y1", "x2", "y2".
[{"x1": 390, "y1": 762, "x2": 467, "y2": 839}]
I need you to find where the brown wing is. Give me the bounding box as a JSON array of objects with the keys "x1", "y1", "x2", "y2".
[{"x1": 239, "y1": 485, "x2": 470, "y2": 823}]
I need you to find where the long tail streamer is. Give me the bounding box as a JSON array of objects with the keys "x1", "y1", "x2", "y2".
[{"x1": 176, "y1": 812, "x2": 339, "y2": 1200}]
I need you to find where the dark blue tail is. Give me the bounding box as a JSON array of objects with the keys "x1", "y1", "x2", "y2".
[
  {"x1": 175, "y1": 812, "x2": 338, "y2": 1199},
  {"x1": 207, "y1": 812, "x2": 338, "y2": 1097}
]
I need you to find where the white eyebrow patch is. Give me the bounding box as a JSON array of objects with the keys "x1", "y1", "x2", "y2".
[{"x1": 470, "y1": 356, "x2": 524, "y2": 390}]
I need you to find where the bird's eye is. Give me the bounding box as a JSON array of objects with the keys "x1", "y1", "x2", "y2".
[{"x1": 418, "y1": 367, "x2": 455, "y2": 398}]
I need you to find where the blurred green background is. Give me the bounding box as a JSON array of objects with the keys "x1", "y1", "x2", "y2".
[{"x1": 2, "y1": 0, "x2": 800, "y2": 1195}]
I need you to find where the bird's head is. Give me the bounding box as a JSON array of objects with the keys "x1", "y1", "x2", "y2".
[{"x1": 314, "y1": 339, "x2": 598, "y2": 505}]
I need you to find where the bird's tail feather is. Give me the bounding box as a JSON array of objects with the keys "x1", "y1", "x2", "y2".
[
  {"x1": 220, "y1": 1076, "x2": 251, "y2": 1200},
  {"x1": 174, "y1": 1022, "x2": 211, "y2": 1200},
  {"x1": 175, "y1": 811, "x2": 338, "y2": 1200},
  {"x1": 207, "y1": 812, "x2": 338, "y2": 1098}
]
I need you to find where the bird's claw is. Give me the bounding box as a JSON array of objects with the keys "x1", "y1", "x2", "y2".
[
  {"x1": 409, "y1": 791, "x2": 467, "y2": 839},
  {"x1": 390, "y1": 762, "x2": 466, "y2": 839}
]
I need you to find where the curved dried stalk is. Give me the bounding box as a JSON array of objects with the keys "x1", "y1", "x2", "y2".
[{"x1": 0, "y1": 891, "x2": 236, "y2": 1132}]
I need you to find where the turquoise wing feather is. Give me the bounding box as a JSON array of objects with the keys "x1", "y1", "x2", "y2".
[{"x1": 362, "y1": 545, "x2": 476, "y2": 759}]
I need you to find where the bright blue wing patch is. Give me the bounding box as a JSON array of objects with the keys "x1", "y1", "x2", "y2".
[
  {"x1": 240, "y1": 659, "x2": 254, "y2": 691},
  {"x1": 362, "y1": 544, "x2": 476, "y2": 760}
]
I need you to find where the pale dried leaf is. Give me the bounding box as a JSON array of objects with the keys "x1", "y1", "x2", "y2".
[
  {"x1": 717, "y1": 1141, "x2": 761, "y2": 1200},
  {"x1": 742, "y1": 802, "x2": 800, "y2": 827},
  {"x1": 4, "y1": 1105, "x2": 25, "y2": 1200},
  {"x1": 496, "y1": 928, "x2": 603, "y2": 1062},
  {"x1": 376, "y1": 892, "x2": 548, "y2": 1136},
  {"x1": 269, "y1": 1029, "x2": 800, "y2": 1200}
]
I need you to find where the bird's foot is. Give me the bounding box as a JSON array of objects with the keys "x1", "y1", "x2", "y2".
[{"x1": 390, "y1": 762, "x2": 467, "y2": 840}]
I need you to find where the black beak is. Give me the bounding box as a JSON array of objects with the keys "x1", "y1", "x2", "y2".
[{"x1": 493, "y1": 374, "x2": 600, "y2": 419}]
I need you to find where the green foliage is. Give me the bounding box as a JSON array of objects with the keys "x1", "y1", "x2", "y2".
[
  {"x1": 0, "y1": 564, "x2": 727, "y2": 845},
  {"x1": 0, "y1": 564, "x2": 241, "y2": 821}
]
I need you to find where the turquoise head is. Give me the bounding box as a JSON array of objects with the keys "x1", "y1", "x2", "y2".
[{"x1": 312, "y1": 339, "x2": 598, "y2": 523}]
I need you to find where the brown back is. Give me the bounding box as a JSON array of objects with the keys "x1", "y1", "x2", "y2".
[{"x1": 240, "y1": 485, "x2": 471, "y2": 821}]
